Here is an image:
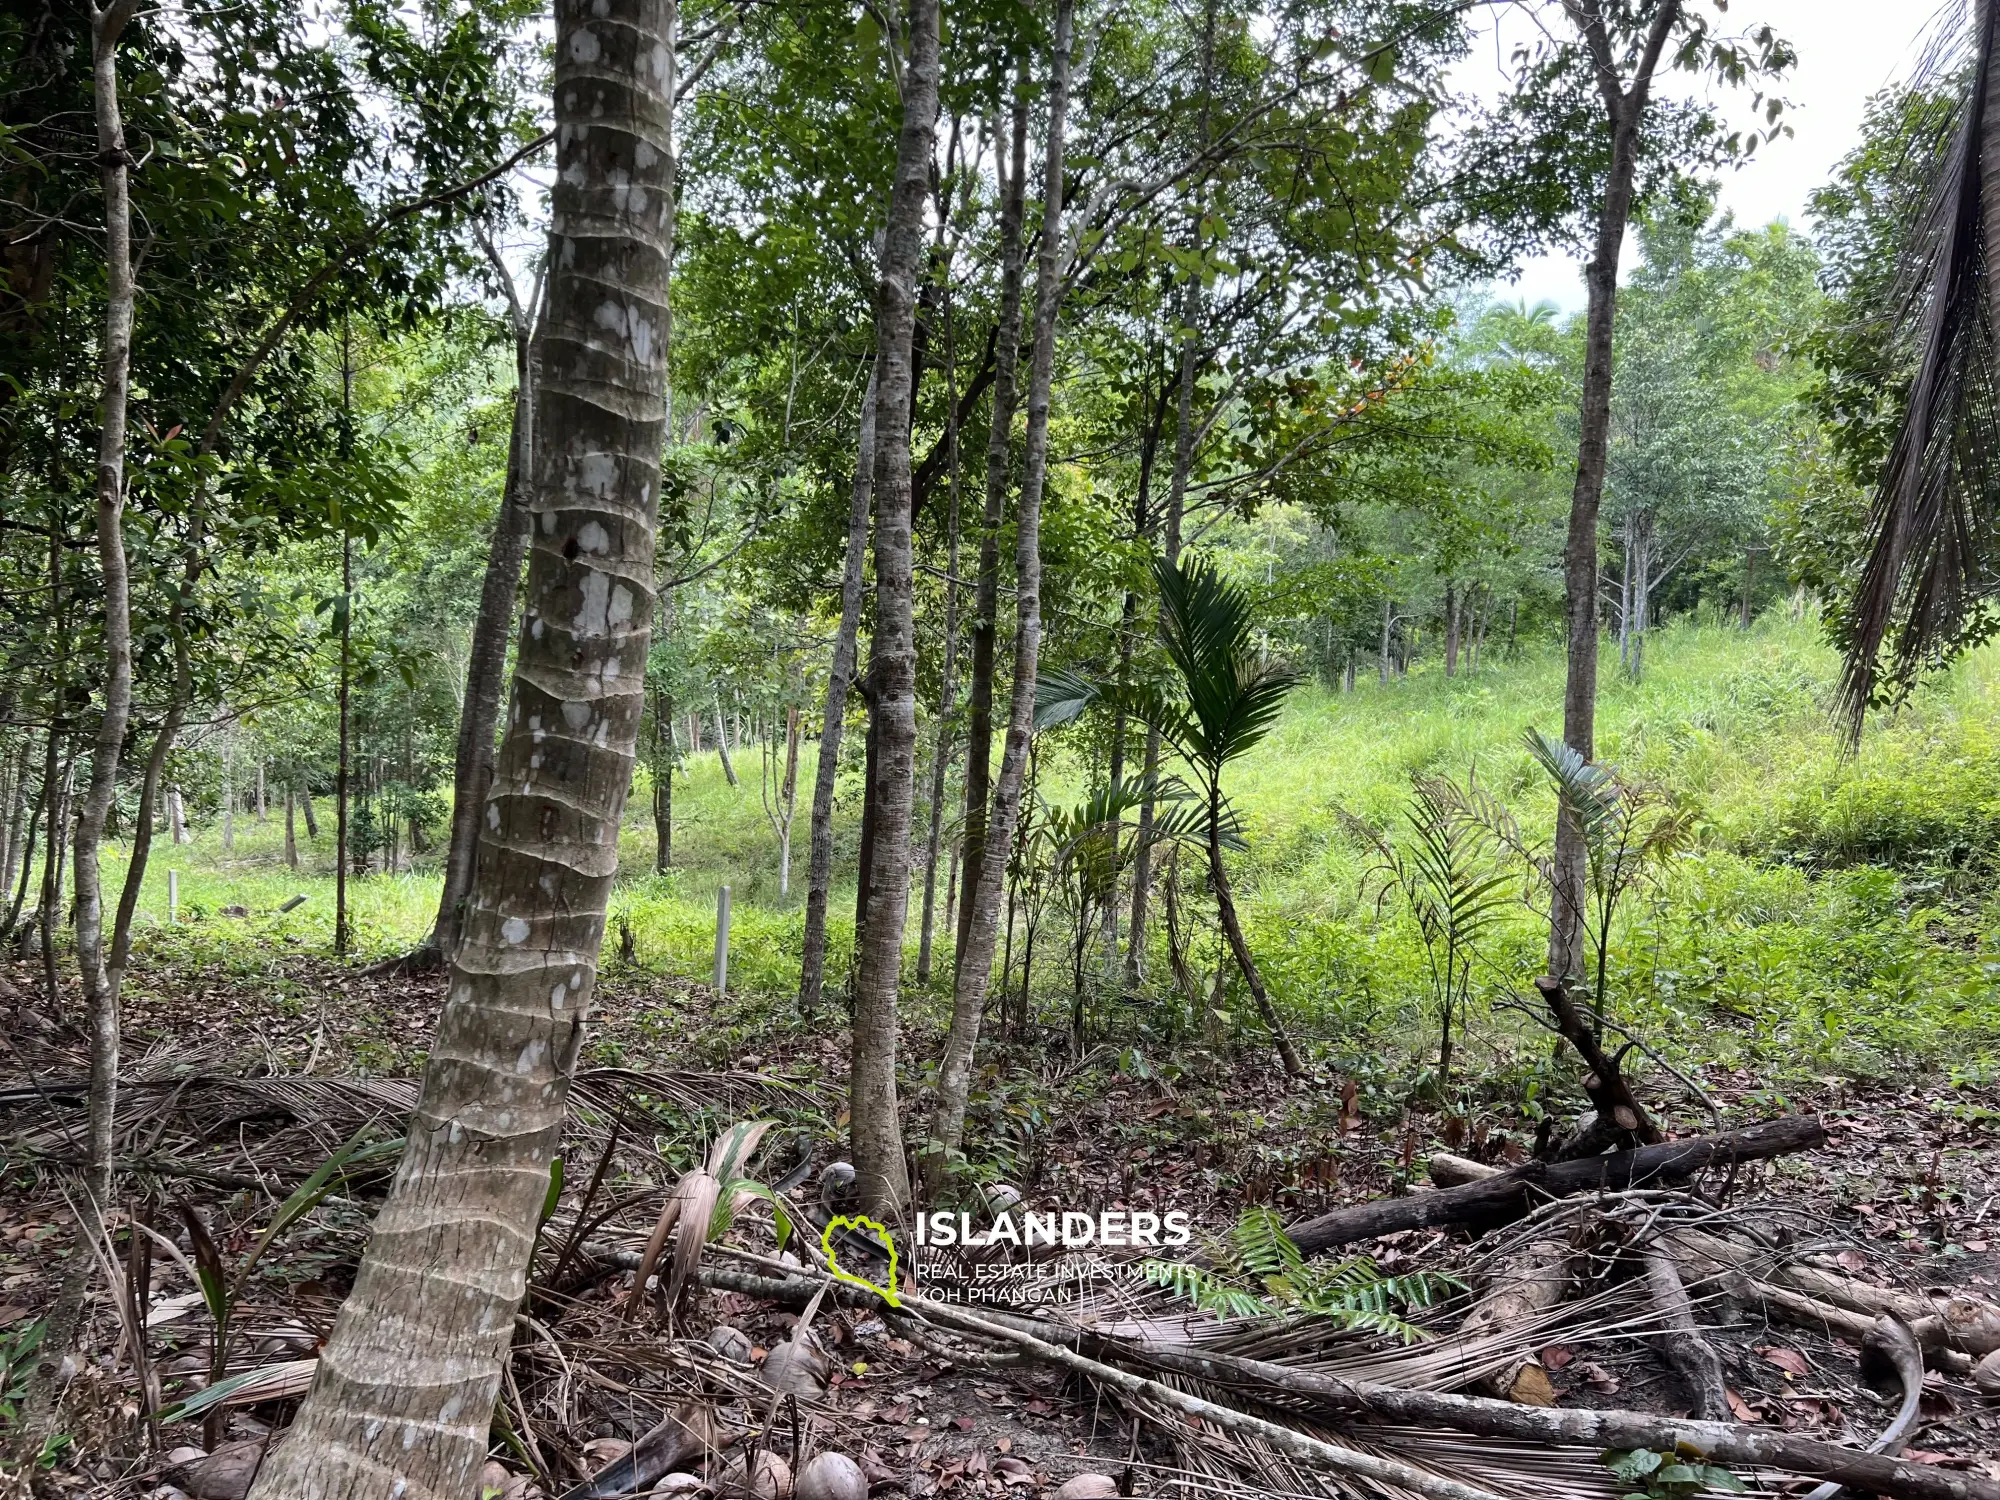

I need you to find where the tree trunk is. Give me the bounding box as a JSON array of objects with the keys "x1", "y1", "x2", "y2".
[
  {"x1": 797, "y1": 372, "x2": 877, "y2": 1014},
  {"x1": 1632, "y1": 511, "x2": 1651, "y2": 683},
  {"x1": 915, "y1": 268, "x2": 966, "y2": 986},
  {"x1": 1207, "y1": 781, "x2": 1303, "y2": 1077},
  {"x1": 285, "y1": 787, "x2": 298, "y2": 868},
  {"x1": 1379, "y1": 597, "x2": 1392, "y2": 683},
  {"x1": 714, "y1": 691, "x2": 738, "y2": 787},
  {"x1": 929, "y1": 0, "x2": 1073, "y2": 1188},
  {"x1": 222, "y1": 719, "x2": 235, "y2": 852},
  {"x1": 1444, "y1": 581, "x2": 1460, "y2": 677},
  {"x1": 69, "y1": 0, "x2": 142, "y2": 1277},
  {"x1": 1550, "y1": 2, "x2": 1679, "y2": 983},
  {"x1": 1618, "y1": 523, "x2": 1633, "y2": 670},
  {"x1": 168, "y1": 786, "x2": 186, "y2": 844},
  {"x1": 954, "y1": 68, "x2": 1030, "y2": 975},
  {"x1": 300, "y1": 783, "x2": 318, "y2": 839},
  {"x1": 433, "y1": 292, "x2": 537, "y2": 957},
  {"x1": 848, "y1": 0, "x2": 943, "y2": 1218},
  {"x1": 653, "y1": 689, "x2": 675, "y2": 874},
  {"x1": 335, "y1": 534, "x2": 353, "y2": 955},
  {"x1": 245, "y1": 0, "x2": 676, "y2": 1488},
  {"x1": 256, "y1": 761, "x2": 265, "y2": 820},
  {"x1": 778, "y1": 705, "x2": 799, "y2": 896}
]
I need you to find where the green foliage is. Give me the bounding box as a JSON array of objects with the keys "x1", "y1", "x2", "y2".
[
  {"x1": 0, "y1": 1319, "x2": 44, "y2": 1426},
  {"x1": 1604, "y1": 1448, "x2": 1746, "y2": 1500},
  {"x1": 1144, "y1": 1206, "x2": 1461, "y2": 1340}
]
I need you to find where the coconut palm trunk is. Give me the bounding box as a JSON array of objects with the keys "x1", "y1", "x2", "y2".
[{"x1": 245, "y1": 0, "x2": 676, "y2": 1490}]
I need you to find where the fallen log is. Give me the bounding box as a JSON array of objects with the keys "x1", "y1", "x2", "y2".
[
  {"x1": 1458, "y1": 1238, "x2": 1570, "y2": 1401},
  {"x1": 1288, "y1": 1116, "x2": 1825, "y2": 1256},
  {"x1": 1641, "y1": 1242, "x2": 1730, "y2": 1420},
  {"x1": 691, "y1": 1260, "x2": 1994, "y2": 1500},
  {"x1": 1109, "y1": 1332, "x2": 2000, "y2": 1500}
]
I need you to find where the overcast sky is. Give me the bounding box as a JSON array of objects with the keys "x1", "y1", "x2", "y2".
[{"x1": 1469, "y1": 0, "x2": 1955, "y2": 312}]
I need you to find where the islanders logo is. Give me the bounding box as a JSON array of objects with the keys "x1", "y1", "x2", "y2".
[{"x1": 820, "y1": 1214, "x2": 902, "y2": 1307}]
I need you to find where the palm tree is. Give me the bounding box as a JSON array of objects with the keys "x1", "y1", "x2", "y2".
[
  {"x1": 1040, "y1": 556, "x2": 1306, "y2": 1078},
  {"x1": 1843, "y1": 0, "x2": 2000, "y2": 725}
]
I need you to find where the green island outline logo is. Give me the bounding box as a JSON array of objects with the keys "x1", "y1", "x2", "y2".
[{"x1": 820, "y1": 1214, "x2": 902, "y2": 1307}]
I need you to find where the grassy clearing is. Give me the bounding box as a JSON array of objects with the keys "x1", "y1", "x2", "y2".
[{"x1": 109, "y1": 610, "x2": 2000, "y2": 1085}]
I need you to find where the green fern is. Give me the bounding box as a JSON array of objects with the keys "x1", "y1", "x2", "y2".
[
  {"x1": 1140, "y1": 1259, "x2": 1269, "y2": 1321},
  {"x1": 1146, "y1": 1211, "x2": 1464, "y2": 1341}
]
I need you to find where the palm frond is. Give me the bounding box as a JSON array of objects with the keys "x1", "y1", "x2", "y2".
[
  {"x1": 1034, "y1": 663, "x2": 1106, "y2": 730},
  {"x1": 1843, "y1": 0, "x2": 2000, "y2": 734}
]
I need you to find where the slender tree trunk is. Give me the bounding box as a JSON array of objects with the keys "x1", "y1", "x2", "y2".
[
  {"x1": 1122, "y1": 380, "x2": 1172, "y2": 995},
  {"x1": 335, "y1": 533, "x2": 353, "y2": 955},
  {"x1": 247, "y1": 0, "x2": 676, "y2": 1490},
  {"x1": 1618, "y1": 524, "x2": 1633, "y2": 670},
  {"x1": 1550, "y1": 0, "x2": 1679, "y2": 983},
  {"x1": 168, "y1": 786, "x2": 186, "y2": 844},
  {"x1": 256, "y1": 761, "x2": 265, "y2": 820},
  {"x1": 714, "y1": 691, "x2": 738, "y2": 787},
  {"x1": 779, "y1": 705, "x2": 799, "y2": 896},
  {"x1": 433, "y1": 294, "x2": 537, "y2": 957},
  {"x1": 72, "y1": 0, "x2": 142, "y2": 1253},
  {"x1": 798, "y1": 370, "x2": 879, "y2": 1012},
  {"x1": 953, "y1": 69, "x2": 1030, "y2": 973},
  {"x1": 0, "y1": 742, "x2": 23, "y2": 899},
  {"x1": 848, "y1": 0, "x2": 943, "y2": 1217},
  {"x1": 1208, "y1": 782, "x2": 1304, "y2": 1077},
  {"x1": 930, "y1": 0, "x2": 1073, "y2": 1187},
  {"x1": 653, "y1": 688, "x2": 675, "y2": 874},
  {"x1": 222, "y1": 719, "x2": 235, "y2": 852},
  {"x1": 4, "y1": 741, "x2": 45, "y2": 935},
  {"x1": 916, "y1": 281, "x2": 965, "y2": 984},
  {"x1": 1632, "y1": 513, "x2": 1651, "y2": 683},
  {"x1": 1379, "y1": 597, "x2": 1393, "y2": 683},
  {"x1": 285, "y1": 787, "x2": 298, "y2": 868},
  {"x1": 300, "y1": 782, "x2": 319, "y2": 839},
  {"x1": 1443, "y1": 581, "x2": 1460, "y2": 677}
]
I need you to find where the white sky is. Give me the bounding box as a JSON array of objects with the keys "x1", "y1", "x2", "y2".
[{"x1": 1469, "y1": 0, "x2": 1955, "y2": 312}]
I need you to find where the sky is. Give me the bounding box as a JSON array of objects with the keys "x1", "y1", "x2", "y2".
[{"x1": 1469, "y1": 0, "x2": 1954, "y2": 313}]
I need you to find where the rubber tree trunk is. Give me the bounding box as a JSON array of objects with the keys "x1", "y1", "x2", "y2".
[
  {"x1": 1550, "y1": 0, "x2": 1680, "y2": 984},
  {"x1": 797, "y1": 370, "x2": 878, "y2": 1014},
  {"x1": 335, "y1": 533, "x2": 352, "y2": 955},
  {"x1": 929, "y1": 0, "x2": 1073, "y2": 1189},
  {"x1": 847, "y1": 0, "x2": 942, "y2": 1218},
  {"x1": 433, "y1": 297, "x2": 537, "y2": 958},
  {"x1": 952, "y1": 70, "x2": 1029, "y2": 974},
  {"x1": 915, "y1": 284, "x2": 965, "y2": 985},
  {"x1": 73, "y1": 0, "x2": 140, "y2": 1230},
  {"x1": 245, "y1": 0, "x2": 675, "y2": 1489}
]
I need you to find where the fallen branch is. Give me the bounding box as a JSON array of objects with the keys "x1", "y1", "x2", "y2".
[
  {"x1": 1641, "y1": 1242, "x2": 1730, "y2": 1420},
  {"x1": 1288, "y1": 1116, "x2": 1825, "y2": 1255},
  {"x1": 1108, "y1": 1327, "x2": 2000, "y2": 1500},
  {"x1": 1457, "y1": 1237, "x2": 1569, "y2": 1401}
]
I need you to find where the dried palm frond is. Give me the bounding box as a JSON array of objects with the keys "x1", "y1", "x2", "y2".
[{"x1": 1843, "y1": 0, "x2": 2000, "y2": 732}]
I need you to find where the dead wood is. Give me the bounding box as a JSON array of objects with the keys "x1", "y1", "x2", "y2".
[
  {"x1": 1669, "y1": 1225, "x2": 2000, "y2": 1357},
  {"x1": 557, "y1": 1404, "x2": 718, "y2": 1500},
  {"x1": 1287, "y1": 1115, "x2": 1824, "y2": 1255},
  {"x1": 1534, "y1": 976, "x2": 1663, "y2": 1158},
  {"x1": 1661, "y1": 1233, "x2": 1973, "y2": 1373},
  {"x1": 1100, "y1": 1334, "x2": 2000, "y2": 1500},
  {"x1": 1641, "y1": 1242, "x2": 1730, "y2": 1420},
  {"x1": 1455, "y1": 1237, "x2": 1570, "y2": 1401}
]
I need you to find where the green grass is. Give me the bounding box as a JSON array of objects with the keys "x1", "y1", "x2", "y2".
[{"x1": 105, "y1": 609, "x2": 2000, "y2": 1084}]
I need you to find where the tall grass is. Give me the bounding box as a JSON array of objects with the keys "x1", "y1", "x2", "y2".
[{"x1": 106, "y1": 611, "x2": 2000, "y2": 1080}]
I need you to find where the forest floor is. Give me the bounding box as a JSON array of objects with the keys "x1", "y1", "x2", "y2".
[
  {"x1": 6, "y1": 615, "x2": 2000, "y2": 1494},
  {"x1": 3, "y1": 942, "x2": 1999, "y2": 1498}
]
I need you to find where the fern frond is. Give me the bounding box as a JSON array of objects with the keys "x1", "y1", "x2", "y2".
[{"x1": 1141, "y1": 1259, "x2": 1269, "y2": 1321}]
